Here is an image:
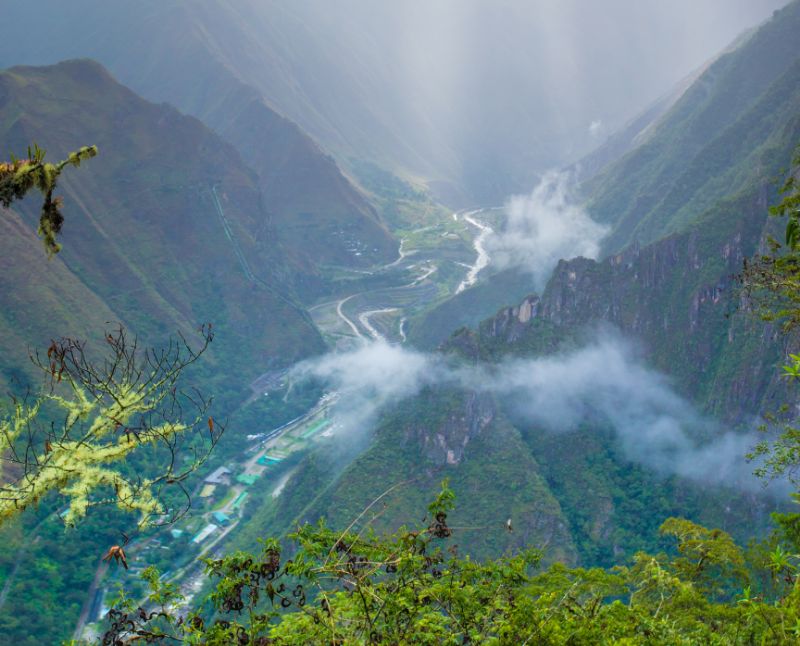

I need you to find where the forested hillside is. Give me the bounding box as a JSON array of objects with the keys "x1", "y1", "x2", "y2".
[
  {"x1": 0, "y1": 60, "x2": 328, "y2": 643},
  {"x1": 0, "y1": 60, "x2": 325, "y2": 388},
  {"x1": 234, "y1": 3, "x2": 800, "y2": 570},
  {"x1": 410, "y1": 1, "x2": 800, "y2": 353},
  {"x1": 0, "y1": 5, "x2": 400, "y2": 288},
  {"x1": 586, "y1": 0, "x2": 800, "y2": 253}
]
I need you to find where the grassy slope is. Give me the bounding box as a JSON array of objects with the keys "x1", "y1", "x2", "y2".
[
  {"x1": 412, "y1": 6, "x2": 800, "y2": 359},
  {"x1": 584, "y1": 0, "x2": 800, "y2": 253}
]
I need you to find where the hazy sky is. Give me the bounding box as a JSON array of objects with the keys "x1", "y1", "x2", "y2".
[
  {"x1": 0, "y1": 0, "x2": 792, "y2": 201},
  {"x1": 251, "y1": 0, "x2": 791, "y2": 199}
]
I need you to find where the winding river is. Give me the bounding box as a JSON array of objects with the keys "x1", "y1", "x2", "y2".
[
  {"x1": 455, "y1": 210, "x2": 494, "y2": 294},
  {"x1": 310, "y1": 209, "x2": 494, "y2": 345}
]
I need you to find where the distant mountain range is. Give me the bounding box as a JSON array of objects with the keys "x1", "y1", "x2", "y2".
[{"x1": 0, "y1": 0, "x2": 788, "y2": 205}]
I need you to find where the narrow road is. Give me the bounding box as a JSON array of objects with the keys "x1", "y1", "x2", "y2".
[
  {"x1": 308, "y1": 209, "x2": 493, "y2": 346},
  {"x1": 336, "y1": 294, "x2": 366, "y2": 340}
]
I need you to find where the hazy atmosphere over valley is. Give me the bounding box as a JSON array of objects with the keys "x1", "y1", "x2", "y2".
[{"x1": 0, "y1": 1, "x2": 799, "y2": 643}]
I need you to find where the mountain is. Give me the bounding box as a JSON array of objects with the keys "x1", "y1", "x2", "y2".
[
  {"x1": 231, "y1": 5, "x2": 800, "y2": 566},
  {"x1": 0, "y1": 59, "x2": 325, "y2": 390},
  {"x1": 0, "y1": 4, "x2": 399, "y2": 290},
  {"x1": 410, "y1": 0, "x2": 800, "y2": 351},
  {"x1": 186, "y1": 79, "x2": 397, "y2": 298},
  {"x1": 584, "y1": 0, "x2": 800, "y2": 253},
  {"x1": 0, "y1": 58, "x2": 348, "y2": 645}
]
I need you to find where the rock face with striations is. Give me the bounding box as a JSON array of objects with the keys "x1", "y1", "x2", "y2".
[
  {"x1": 406, "y1": 391, "x2": 496, "y2": 466},
  {"x1": 481, "y1": 183, "x2": 788, "y2": 422}
]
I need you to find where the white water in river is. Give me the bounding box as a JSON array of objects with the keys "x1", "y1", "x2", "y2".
[
  {"x1": 456, "y1": 211, "x2": 493, "y2": 293},
  {"x1": 358, "y1": 308, "x2": 401, "y2": 341}
]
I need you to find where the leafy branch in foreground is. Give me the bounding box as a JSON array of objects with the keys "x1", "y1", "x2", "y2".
[
  {"x1": 101, "y1": 481, "x2": 800, "y2": 645},
  {"x1": 0, "y1": 142, "x2": 98, "y2": 255},
  {"x1": 741, "y1": 144, "x2": 800, "y2": 332},
  {"x1": 741, "y1": 144, "x2": 800, "y2": 486},
  {"x1": 0, "y1": 324, "x2": 222, "y2": 528}
]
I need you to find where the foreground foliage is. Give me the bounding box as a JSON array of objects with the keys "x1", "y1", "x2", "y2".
[
  {"x1": 99, "y1": 481, "x2": 800, "y2": 645},
  {"x1": 743, "y1": 145, "x2": 800, "y2": 485},
  {"x1": 0, "y1": 326, "x2": 221, "y2": 528},
  {"x1": 0, "y1": 143, "x2": 97, "y2": 255}
]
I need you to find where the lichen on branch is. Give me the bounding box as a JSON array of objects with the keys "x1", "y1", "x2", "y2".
[
  {"x1": 0, "y1": 324, "x2": 220, "y2": 527},
  {"x1": 0, "y1": 143, "x2": 98, "y2": 255}
]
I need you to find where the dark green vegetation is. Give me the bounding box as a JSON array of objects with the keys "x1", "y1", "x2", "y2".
[
  {"x1": 108, "y1": 482, "x2": 800, "y2": 644},
  {"x1": 0, "y1": 4, "x2": 402, "y2": 287},
  {"x1": 406, "y1": 268, "x2": 537, "y2": 350}
]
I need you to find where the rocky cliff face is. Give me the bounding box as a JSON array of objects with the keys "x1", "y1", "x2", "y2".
[
  {"x1": 406, "y1": 391, "x2": 495, "y2": 466},
  {"x1": 481, "y1": 183, "x2": 789, "y2": 422}
]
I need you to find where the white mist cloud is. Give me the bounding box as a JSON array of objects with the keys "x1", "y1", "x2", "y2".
[
  {"x1": 589, "y1": 119, "x2": 605, "y2": 137},
  {"x1": 291, "y1": 341, "x2": 445, "y2": 445},
  {"x1": 295, "y1": 334, "x2": 770, "y2": 492},
  {"x1": 483, "y1": 337, "x2": 764, "y2": 490},
  {"x1": 488, "y1": 172, "x2": 609, "y2": 290}
]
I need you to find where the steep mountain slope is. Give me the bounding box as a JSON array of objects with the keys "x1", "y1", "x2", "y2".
[
  {"x1": 0, "y1": 59, "x2": 336, "y2": 645},
  {"x1": 410, "y1": 2, "x2": 800, "y2": 351},
  {"x1": 195, "y1": 81, "x2": 396, "y2": 294},
  {"x1": 0, "y1": 3, "x2": 398, "y2": 286},
  {"x1": 0, "y1": 59, "x2": 324, "y2": 390},
  {"x1": 584, "y1": 0, "x2": 800, "y2": 253}
]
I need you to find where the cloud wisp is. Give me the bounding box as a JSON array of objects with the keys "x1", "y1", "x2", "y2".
[
  {"x1": 292, "y1": 334, "x2": 770, "y2": 493},
  {"x1": 488, "y1": 171, "x2": 609, "y2": 290},
  {"x1": 291, "y1": 341, "x2": 444, "y2": 450},
  {"x1": 480, "y1": 338, "x2": 763, "y2": 490}
]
